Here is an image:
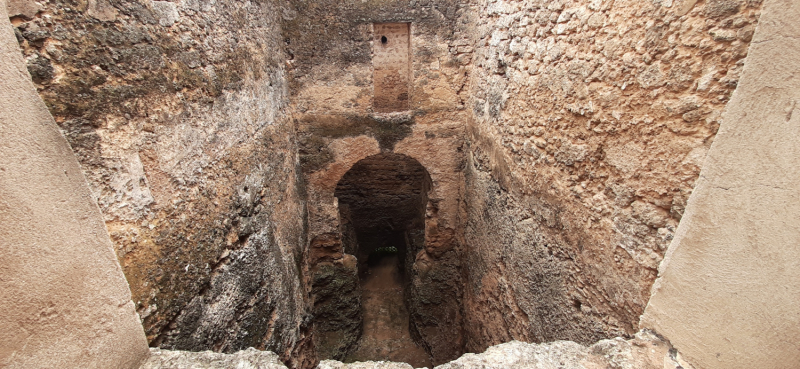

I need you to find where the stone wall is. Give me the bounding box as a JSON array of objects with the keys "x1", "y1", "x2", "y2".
[
  {"x1": 641, "y1": 0, "x2": 800, "y2": 367},
  {"x1": 0, "y1": 2, "x2": 149, "y2": 366},
  {"x1": 8, "y1": 0, "x2": 787, "y2": 366},
  {"x1": 283, "y1": 0, "x2": 471, "y2": 363},
  {"x1": 9, "y1": 0, "x2": 311, "y2": 365},
  {"x1": 462, "y1": 0, "x2": 762, "y2": 352},
  {"x1": 373, "y1": 23, "x2": 412, "y2": 112}
]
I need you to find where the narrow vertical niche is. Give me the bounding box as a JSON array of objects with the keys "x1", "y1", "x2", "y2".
[{"x1": 373, "y1": 23, "x2": 411, "y2": 112}]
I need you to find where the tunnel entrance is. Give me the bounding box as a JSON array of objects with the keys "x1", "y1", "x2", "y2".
[{"x1": 334, "y1": 153, "x2": 432, "y2": 366}]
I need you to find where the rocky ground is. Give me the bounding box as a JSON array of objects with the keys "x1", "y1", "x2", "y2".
[{"x1": 141, "y1": 330, "x2": 692, "y2": 369}]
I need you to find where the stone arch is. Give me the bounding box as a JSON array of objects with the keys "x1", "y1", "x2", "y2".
[
  {"x1": 305, "y1": 133, "x2": 464, "y2": 364},
  {"x1": 334, "y1": 152, "x2": 432, "y2": 276}
]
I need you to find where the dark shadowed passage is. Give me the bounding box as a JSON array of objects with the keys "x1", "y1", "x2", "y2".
[{"x1": 335, "y1": 153, "x2": 432, "y2": 366}]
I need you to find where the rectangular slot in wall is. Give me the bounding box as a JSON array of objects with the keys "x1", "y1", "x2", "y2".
[{"x1": 373, "y1": 23, "x2": 410, "y2": 112}]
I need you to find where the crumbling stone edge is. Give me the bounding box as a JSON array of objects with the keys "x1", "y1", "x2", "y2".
[{"x1": 140, "y1": 329, "x2": 697, "y2": 369}]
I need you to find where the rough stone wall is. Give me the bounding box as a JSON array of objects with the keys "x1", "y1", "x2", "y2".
[
  {"x1": 335, "y1": 153, "x2": 429, "y2": 234},
  {"x1": 310, "y1": 255, "x2": 362, "y2": 361},
  {"x1": 283, "y1": 0, "x2": 470, "y2": 116},
  {"x1": 462, "y1": 0, "x2": 762, "y2": 352},
  {"x1": 283, "y1": 0, "x2": 471, "y2": 363},
  {"x1": 0, "y1": 3, "x2": 149, "y2": 366},
  {"x1": 9, "y1": 0, "x2": 311, "y2": 365}
]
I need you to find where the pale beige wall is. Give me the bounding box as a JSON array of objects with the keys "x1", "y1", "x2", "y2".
[
  {"x1": 641, "y1": 0, "x2": 800, "y2": 367},
  {"x1": 0, "y1": 1, "x2": 150, "y2": 367}
]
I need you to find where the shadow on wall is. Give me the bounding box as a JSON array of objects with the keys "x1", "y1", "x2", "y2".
[{"x1": 335, "y1": 153, "x2": 431, "y2": 276}]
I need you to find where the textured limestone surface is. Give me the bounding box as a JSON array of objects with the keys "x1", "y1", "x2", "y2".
[
  {"x1": 460, "y1": 0, "x2": 763, "y2": 353},
  {"x1": 144, "y1": 330, "x2": 685, "y2": 369},
  {"x1": 641, "y1": 0, "x2": 800, "y2": 367},
  {"x1": 436, "y1": 331, "x2": 687, "y2": 369},
  {"x1": 10, "y1": 0, "x2": 310, "y2": 365},
  {"x1": 0, "y1": 0, "x2": 148, "y2": 366},
  {"x1": 319, "y1": 361, "x2": 415, "y2": 369},
  {"x1": 142, "y1": 348, "x2": 289, "y2": 369}
]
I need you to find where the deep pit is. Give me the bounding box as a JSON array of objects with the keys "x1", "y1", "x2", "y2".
[{"x1": 6, "y1": 0, "x2": 797, "y2": 368}]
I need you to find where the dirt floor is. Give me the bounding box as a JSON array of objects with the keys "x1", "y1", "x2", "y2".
[{"x1": 344, "y1": 254, "x2": 432, "y2": 368}]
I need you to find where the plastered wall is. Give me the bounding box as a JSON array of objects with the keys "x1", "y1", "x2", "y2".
[
  {"x1": 640, "y1": 0, "x2": 800, "y2": 367},
  {"x1": 374, "y1": 23, "x2": 411, "y2": 112},
  {"x1": 0, "y1": 0, "x2": 149, "y2": 366}
]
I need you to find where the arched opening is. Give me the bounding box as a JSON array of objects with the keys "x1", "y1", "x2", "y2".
[{"x1": 334, "y1": 153, "x2": 432, "y2": 366}]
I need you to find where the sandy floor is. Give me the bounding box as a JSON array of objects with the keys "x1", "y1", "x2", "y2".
[{"x1": 344, "y1": 255, "x2": 432, "y2": 368}]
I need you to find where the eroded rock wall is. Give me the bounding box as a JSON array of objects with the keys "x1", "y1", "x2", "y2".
[
  {"x1": 310, "y1": 255, "x2": 362, "y2": 361},
  {"x1": 0, "y1": 2, "x2": 149, "y2": 366},
  {"x1": 10, "y1": 0, "x2": 311, "y2": 365},
  {"x1": 462, "y1": 0, "x2": 762, "y2": 352}
]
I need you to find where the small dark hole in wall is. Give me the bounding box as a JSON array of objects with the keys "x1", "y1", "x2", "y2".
[{"x1": 373, "y1": 23, "x2": 410, "y2": 112}]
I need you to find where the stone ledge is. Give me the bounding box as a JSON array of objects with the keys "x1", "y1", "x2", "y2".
[
  {"x1": 141, "y1": 348, "x2": 289, "y2": 369},
  {"x1": 142, "y1": 330, "x2": 693, "y2": 369}
]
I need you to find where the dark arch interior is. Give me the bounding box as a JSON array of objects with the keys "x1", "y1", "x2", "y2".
[
  {"x1": 335, "y1": 153, "x2": 430, "y2": 276},
  {"x1": 334, "y1": 153, "x2": 432, "y2": 365}
]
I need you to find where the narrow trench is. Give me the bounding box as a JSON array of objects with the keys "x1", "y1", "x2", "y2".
[
  {"x1": 334, "y1": 153, "x2": 433, "y2": 366},
  {"x1": 344, "y1": 234, "x2": 430, "y2": 367}
]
